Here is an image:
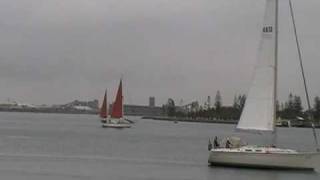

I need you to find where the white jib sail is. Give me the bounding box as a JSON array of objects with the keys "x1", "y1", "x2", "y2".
[{"x1": 237, "y1": 0, "x2": 277, "y2": 132}]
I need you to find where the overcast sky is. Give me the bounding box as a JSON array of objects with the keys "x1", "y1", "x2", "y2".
[{"x1": 0, "y1": 0, "x2": 320, "y2": 107}]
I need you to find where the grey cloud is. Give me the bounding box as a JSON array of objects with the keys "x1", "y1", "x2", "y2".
[{"x1": 0, "y1": 0, "x2": 320, "y2": 107}]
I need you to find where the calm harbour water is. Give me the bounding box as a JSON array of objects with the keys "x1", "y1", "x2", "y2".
[{"x1": 0, "y1": 112, "x2": 319, "y2": 180}]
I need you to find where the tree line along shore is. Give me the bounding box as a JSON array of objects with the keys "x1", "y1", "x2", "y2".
[{"x1": 158, "y1": 91, "x2": 320, "y2": 127}]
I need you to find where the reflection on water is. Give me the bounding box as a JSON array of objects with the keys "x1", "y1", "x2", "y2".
[
  {"x1": 207, "y1": 166, "x2": 319, "y2": 180},
  {"x1": 0, "y1": 112, "x2": 319, "y2": 179}
]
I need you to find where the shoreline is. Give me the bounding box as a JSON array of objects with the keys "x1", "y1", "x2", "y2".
[
  {"x1": 141, "y1": 116, "x2": 237, "y2": 124},
  {"x1": 141, "y1": 116, "x2": 320, "y2": 128},
  {"x1": 0, "y1": 109, "x2": 97, "y2": 115},
  {"x1": 1, "y1": 110, "x2": 318, "y2": 128}
]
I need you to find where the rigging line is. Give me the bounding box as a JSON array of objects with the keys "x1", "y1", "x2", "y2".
[{"x1": 289, "y1": 0, "x2": 319, "y2": 152}]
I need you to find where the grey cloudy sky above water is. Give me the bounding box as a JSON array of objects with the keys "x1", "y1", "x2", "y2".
[{"x1": 0, "y1": 0, "x2": 320, "y2": 107}]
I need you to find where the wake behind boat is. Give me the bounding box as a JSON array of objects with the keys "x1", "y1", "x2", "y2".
[
  {"x1": 208, "y1": 0, "x2": 320, "y2": 170},
  {"x1": 102, "y1": 78, "x2": 131, "y2": 128}
]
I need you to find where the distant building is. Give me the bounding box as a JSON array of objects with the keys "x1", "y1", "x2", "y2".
[
  {"x1": 61, "y1": 100, "x2": 98, "y2": 110},
  {"x1": 0, "y1": 98, "x2": 164, "y2": 116},
  {"x1": 108, "y1": 104, "x2": 163, "y2": 116},
  {"x1": 180, "y1": 101, "x2": 199, "y2": 113},
  {"x1": 108, "y1": 97, "x2": 164, "y2": 116},
  {"x1": 149, "y1": 97, "x2": 155, "y2": 107},
  {"x1": 124, "y1": 104, "x2": 163, "y2": 116},
  {"x1": 204, "y1": 96, "x2": 211, "y2": 110}
]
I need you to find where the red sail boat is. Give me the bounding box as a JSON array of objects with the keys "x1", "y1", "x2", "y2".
[
  {"x1": 100, "y1": 90, "x2": 108, "y2": 123},
  {"x1": 102, "y1": 79, "x2": 131, "y2": 128},
  {"x1": 110, "y1": 79, "x2": 123, "y2": 119}
]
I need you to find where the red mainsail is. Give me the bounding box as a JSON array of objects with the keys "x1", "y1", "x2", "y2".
[
  {"x1": 99, "y1": 90, "x2": 108, "y2": 118},
  {"x1": 111, "y1": 79, "x2": 123, "y2": 118}
]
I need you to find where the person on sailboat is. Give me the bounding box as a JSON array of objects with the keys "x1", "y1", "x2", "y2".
[
  {"x1": 225, "y1": 138, "x2": 232, "y2": 148},
  {"x1": 214, "y1": 136, "x2": 220, "y2": 148},
  {"x1": 208, "y1": 139, "x2": 213, "y2": 151}
]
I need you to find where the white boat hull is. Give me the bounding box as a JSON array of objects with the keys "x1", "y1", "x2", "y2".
[
  {"x1": 102, "y1": 118, "x2": 131, "y2": 128},
  {"x1": 208, "y1": 147, "x2": 320, "y2": 170}
]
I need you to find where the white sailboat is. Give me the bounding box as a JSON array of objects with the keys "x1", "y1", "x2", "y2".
[
  {"x1": 102, "y1": 79, "x2": 131, "y2": 128},
  {"x1": 208, "y1": 0, "x2": 320, "y2": 170}
]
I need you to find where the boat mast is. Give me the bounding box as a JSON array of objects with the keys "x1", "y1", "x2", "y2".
[
  {"x1": 122, "y1": 78, "x2": 124, "y2": 118},
  {"x1": 288, "y1": 0, "x2": 319, "y2": 152},
  {"x1": 272, "y1": 0, "x2": 279, "y2": 145},
  {"x1": 274, "y1": 0, "x2": 278, "y2": 122},
  {"x1": 105, "y1": 89, "x2": 108, "y2": 117}
]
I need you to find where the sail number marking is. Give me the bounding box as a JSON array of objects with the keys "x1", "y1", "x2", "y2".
[{"x1": 263, "y1": 26, "x2": 273, "y2": 33}]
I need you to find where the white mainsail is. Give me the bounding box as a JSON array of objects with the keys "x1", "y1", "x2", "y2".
[{"x1": 237, "y1": 0, "x2": 277, "y2": 131}]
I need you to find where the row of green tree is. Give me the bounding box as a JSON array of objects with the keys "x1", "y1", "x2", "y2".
[{"x1": 163, "y1": 91, "x2": 320, "y2": 122}]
